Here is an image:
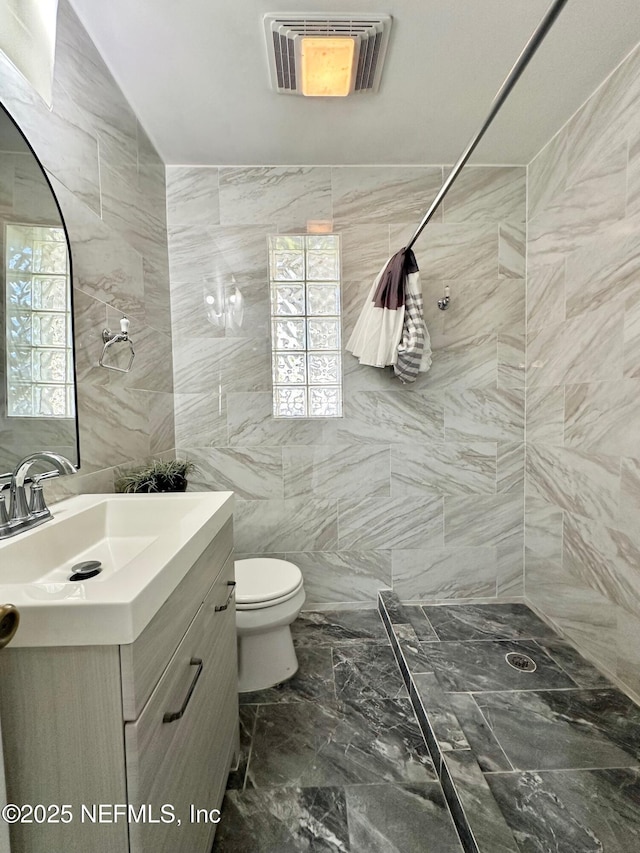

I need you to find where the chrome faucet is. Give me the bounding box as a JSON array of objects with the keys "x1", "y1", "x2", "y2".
[{"x1": 0, "y1": 452, "x2": 77, "y2": 540}]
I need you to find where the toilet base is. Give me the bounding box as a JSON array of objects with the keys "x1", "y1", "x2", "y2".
[{"x1": 237, "y1": 625, "x2": 299, "y2": 693}]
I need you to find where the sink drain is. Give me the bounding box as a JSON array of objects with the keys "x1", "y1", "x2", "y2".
[
  {"x1": 69, "y1": 560, "x2": 102, "y2": 581},
  {"x1": 505, "y1": 652, "x2": 537, "y2": 672}
]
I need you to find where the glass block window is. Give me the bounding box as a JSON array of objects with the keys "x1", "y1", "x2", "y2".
[
  {"x1": 269, "y1": 235, "x2": 342, "y2": 418},
  {"x1": 5, "y1": 223, "x2": 75, "y2": 418}
]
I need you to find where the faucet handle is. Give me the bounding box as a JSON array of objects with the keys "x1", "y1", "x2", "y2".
[
  {"x1": 29, "y1": 471, "x2": 59, "y2": 518},
  {"x1": 29, "y1": 485, "x2": 49, "y2": 517},
  {"x1": 0, "y1": 482, "x2": 10, "y2": 526}
]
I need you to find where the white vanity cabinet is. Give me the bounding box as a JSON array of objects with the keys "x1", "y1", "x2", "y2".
[{"x1": 0, "y1": 518, "x2": 238, "y2": 853}]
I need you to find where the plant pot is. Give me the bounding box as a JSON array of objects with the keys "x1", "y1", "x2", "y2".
[{"x1": 133, "y1": 475, "x2": 188, "y2": 493}]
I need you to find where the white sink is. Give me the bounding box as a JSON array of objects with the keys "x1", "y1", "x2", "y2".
[{"x1": 0, "y1": 492, "x2": 234, "y2": 647}]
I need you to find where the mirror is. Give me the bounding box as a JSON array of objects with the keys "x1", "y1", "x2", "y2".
[{"x1": 0, "y1": 102, "x2": 79, "y2": 475}]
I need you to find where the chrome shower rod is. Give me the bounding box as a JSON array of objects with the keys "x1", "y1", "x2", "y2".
[{"x1": 406, "y1": 0, "x2": 570, "y2": 252}]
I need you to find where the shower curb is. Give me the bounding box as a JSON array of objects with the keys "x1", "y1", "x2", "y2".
[{"x1": 377, "y1": 590, "x2": 520, "y2": 853}]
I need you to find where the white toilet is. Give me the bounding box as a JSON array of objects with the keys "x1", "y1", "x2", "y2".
[{"x1": 234, "y1": 557, "x2": 306, "y2": 693}]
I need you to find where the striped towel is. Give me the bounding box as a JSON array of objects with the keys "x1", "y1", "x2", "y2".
[{"x1": 394, "y1": 254, "x2": 432, "y2": 383}]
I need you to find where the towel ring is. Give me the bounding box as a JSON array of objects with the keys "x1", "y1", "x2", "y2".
[{"x1": 99, "y1": 317, "x2": 136, "y2": 373}]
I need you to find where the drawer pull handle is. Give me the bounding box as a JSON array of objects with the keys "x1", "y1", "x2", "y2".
[
  {"x1": 215, "y1": 581, "x2": 236, "y2": 612},
  {"x1": 162, "y1": 658, "x2": 203, "y2": 724},
  {"x1": 0, "y1": 604, "x2": 20, "y2": 649}
]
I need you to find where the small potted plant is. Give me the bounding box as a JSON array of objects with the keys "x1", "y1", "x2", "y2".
[{"x1": 115, "y1": 459, "x2": 197, "y2": 494}]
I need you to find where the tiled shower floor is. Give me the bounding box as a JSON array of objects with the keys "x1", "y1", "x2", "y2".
[
  {"x1": 379, "y1": 592, "x2": 640, "y2": 853},
  {"x1": 212, "y1": 609, "x2": 463, "y2": 852},
  {"x1": 213, "y1": 600, "x2": 640, "y2": 852}
]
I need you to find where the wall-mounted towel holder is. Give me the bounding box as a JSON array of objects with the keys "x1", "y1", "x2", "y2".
[{"x1": 99, "y1": 317, "x2": 135, "y2": 373}]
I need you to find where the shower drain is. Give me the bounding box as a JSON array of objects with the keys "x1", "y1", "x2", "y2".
[{"x1": 505, "y1": 652, "x2": 537, "y2": 672}]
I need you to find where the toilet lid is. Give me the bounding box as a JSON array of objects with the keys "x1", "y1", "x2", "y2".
[{"x1": 234, "y1": 558, "x2": 303, "y2": 605}]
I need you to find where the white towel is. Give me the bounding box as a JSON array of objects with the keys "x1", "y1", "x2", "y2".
[{"x1": 346, "y1": 250, "x2": 432, "y2": 383}]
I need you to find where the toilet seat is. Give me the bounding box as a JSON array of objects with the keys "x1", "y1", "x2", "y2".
[{"x1": 235, "y1": 558, "x2": 304, "y2": 610}]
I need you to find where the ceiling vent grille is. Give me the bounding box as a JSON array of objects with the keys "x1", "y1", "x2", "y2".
[{"x1": 264, "y1": 14, "x2": 393, "y2": 95}]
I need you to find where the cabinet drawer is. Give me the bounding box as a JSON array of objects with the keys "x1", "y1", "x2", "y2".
[
  {"x1": 120, "y1": 519, "x2": 233, "y2": 720},
  {"x1": 125, "y1": 553, "x2": 238, "y2": 853}
]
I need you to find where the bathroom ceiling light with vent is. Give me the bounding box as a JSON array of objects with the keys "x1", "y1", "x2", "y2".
[{"x1": 264, "y1": 13, "x2": 392, "y2": 96}]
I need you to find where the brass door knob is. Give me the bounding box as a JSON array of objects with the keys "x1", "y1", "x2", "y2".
[{"x1": 0, "y1": 604, "x2": 20, "y2": 648}]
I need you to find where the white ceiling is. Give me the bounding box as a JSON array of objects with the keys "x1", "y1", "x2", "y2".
[{"x1": 68, "y1": 0, "x2": 640, "y2": 166}]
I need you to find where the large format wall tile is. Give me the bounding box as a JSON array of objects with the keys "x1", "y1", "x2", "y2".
[
  {"x1": 338, "y1": 496, "x2": 443, "y2": 551},
  {"x1": 526, "y1": 551, "x2": 619, "y2": 675},
  {"x1": 563, "y1": 512, "x2": 640, "y2": 618},
  {"x1": 338, "y1": 391, "x2": 445, "y2": 444},
  {"x1": 392, "y1": 547, "x2": 498, "y2": 600},
  {"x1": 186, "y1": 447, "x2": 284, "y2": 500},
  {"x1": 166, "y1": 166, "x2": 219, "y2": 229},
  {"x1": 397, "y1": 222, "x2": 499, "y2": 280},
  {"x1": 283, "y1": 445, "x2": 390, "y2": 499},
  {"x1": 525, "y1": 40, "x2": 640, "y2": 697},
  {"x1": 391, "y1": 442, "x2": 497, "y2": 497},
  {"x1": 526, "y1": 445, "x2": 620, "y2": 526},
  {"x1": 169, "y1": 162, "x2": 526, "y2": 608},
  {"x1": 288, "y1": 551, "x2": 392, "y2": 606},
  {"x1": 526, "y1": 259, "x2": 565, "y2": 331},
  {"x1": 527, "y1": 144, "x2": 627, "y2": 266},
  {"x1": 498, "y1": 223, "x2": 526, "y2": 279},
  {"x1": 564, "y1": 218, "x2": 640, "y2": 321},
  {"x1": 564, "y1": 379, "x2": 640, "y2": 457},
  {"x1": 442, "y1": 167, "x2": 525, "y2": 223},
  {"x1": 437, "y1": 278, "x2": 525, "y2": 346},
  {"x1": 445, "y1": 495, "x2": 523, "y2": 549},
  {"x1": 527, "y1": 303, "x2": 624, "y2": 387},
  {"x1": 528, "y1": 130, "x2": 568, "y2": 223},
  {"x1": 445, "y1": 386, "x2": 524, "y2": 442},
  {"x1": 0, "y1": 0, "x2": 174, "y2": 504},
  {"x1": 234, "y1": 499, "x2": 338, "y2": 553},
  {"x1": 219, "y1": 166, "x2": 331, "y2": 226},
  {"x1": 332, "y1": 166, "x2": 443, "y2": 226},
  {"x1": 566, "y1": 43, "x2": 640, "y2": 186}
]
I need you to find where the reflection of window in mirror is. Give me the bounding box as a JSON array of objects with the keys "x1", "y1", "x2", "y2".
[{"x1": 5, "y1": 223, "x2": 74, "y2": 418}]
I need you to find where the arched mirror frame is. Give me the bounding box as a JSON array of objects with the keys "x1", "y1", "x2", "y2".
[{"x1": 0, "y1": 101, "x2": 79, "y2": 476}]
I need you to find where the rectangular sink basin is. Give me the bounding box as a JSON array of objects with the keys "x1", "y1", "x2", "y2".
[{"x1": 0, "y1": 492, "x2": 234, "y2": 647}]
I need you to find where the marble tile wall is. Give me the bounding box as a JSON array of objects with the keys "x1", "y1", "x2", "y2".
[
  {"x1": 167, "y1": 163, "x2": 526, "y2": 607},
  {"x1": 0, "y1": 0, "x2": 174, "y2": 498},
  {"x1": 525, "y1": 41, "x2": 640, "y2": 699}
]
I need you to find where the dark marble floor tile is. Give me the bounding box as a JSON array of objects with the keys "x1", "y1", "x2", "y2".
[
  {"x1": 533, "y1": 638, "x2": 612, "y2": 689},
  {"x1": 392, "y1": 624, "x2": 434, "y2": 673},
  {"x1": 403, "y1": 605, "x2": 440, "y2": 642},
  {"x1": 378, "y1": 589, "x2": 407, "y2": 624},
  {"x1": 421, "y1": 638, "x2": 577, "y2": 693},
  {"x1": 213, "y1": 786, "x2": 349, "y2": 852},
  {"x1": 333, "y1": 642, "x2": 406, "y2": 701},
  {"x1": 293, "y1": 610, "x2": 388, "y2": 646},
  {"x1": 475, "y1": 688, "x2": 640, "y2": 771},
  {"x1": 247, "y1": 696, "x2": 436, "y2": 789},
  {"x1": 441, "y1": 750, "x2": 520, "y2": 853},
  {"x1": 412, "y1": 673, "x2": 469, "y2": 753},
  {"x1": 447, "y1": 693, "x2": 512, "y2": 773},
  {"x1": 226, "y1": 706, "x2": 257, "y2": 791},
  {"x1": 239, "y1": 647, "x2": 335, "y2": 706},
  {"x1": 486, "y1": 768, "x2": 640, "y2": 853},
  {"x1": 346, "y1": 783, "x2": 463, "y2": 853},
  {"x1": 423, "y1": 604, "x2": 556, "y2": 642},
  {"x1": 379, "y1": 592, "x2": 439, "y2": 640}
]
